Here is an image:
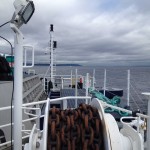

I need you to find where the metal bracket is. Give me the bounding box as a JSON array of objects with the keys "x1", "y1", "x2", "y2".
[{"x1": 23, "y1": 45, "x2": 34, "y2": 68}]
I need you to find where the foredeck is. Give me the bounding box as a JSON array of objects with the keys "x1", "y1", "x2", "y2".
[
  {"x1": 60, "y1": 88, "x2": 87, "y2": 108},
  {"x1": 49, "y1": 88, "x2": 87, "y2": 108}
]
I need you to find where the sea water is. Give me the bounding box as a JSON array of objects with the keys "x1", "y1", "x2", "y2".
[{"x1": 25, "y1": 66, "x2": 150, "y2": 113}]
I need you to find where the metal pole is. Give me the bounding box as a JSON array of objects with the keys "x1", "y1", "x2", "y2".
[
  {"x1": 75, "y1": 69, "x2": 78, "y2": 107},
  {"x1": 71, "y1": 70, "x2": 72, "y2": 88},
  {"x1": 127, "y1": 70, "x2": 130, "y2": 106},
  {"x1": 50, "y1": 31, "x2": 53, "y2": 83},
  {"x1": 92, "y1": 69, "x2": 95, "y2": 90},
  {"x1": 61, "y1": 77, "x2": 64, "y2": 89},
  {"x1": 142, "y1": 93, "x2": 150, "y2": 150},
  {"x1": 63, "y1": 99, "x2": 67, "y2": 109},
  {"x1": 147, "y1": 97, "x2": 150, "y2": 150},
  {"x1": 12, "y1": 25, "x2": 23, "y2": 150},
  {"x1": 104, "y1": 69, "x2": 106, "y2": 96},
  {"x1": 43, "y1": 78, "x2": 45, "y2": 91},
  {"x1": 86, "y1": 73, "x2": 89, "y2": 104},
  {"x1": 24, "y1": 49, "x2": 26, "y2": 66}
]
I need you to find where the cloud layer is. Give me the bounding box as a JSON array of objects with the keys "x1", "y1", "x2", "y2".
[{"x1": 0, "y1": 0, "x2": 150, "y2": 66}]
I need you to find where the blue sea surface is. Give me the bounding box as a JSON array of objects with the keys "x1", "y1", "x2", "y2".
[{"x1": 25, "y1": 66, "x2": 150, "y2": 113}]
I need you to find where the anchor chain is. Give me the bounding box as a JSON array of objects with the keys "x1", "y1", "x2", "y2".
[{"x1": 47, "y1": 104, "x2": 104, "y2": 150}]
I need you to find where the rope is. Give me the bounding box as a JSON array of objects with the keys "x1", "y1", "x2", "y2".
[{"x1": 89, "y1": 87, "x2": 129, "y2": 116}]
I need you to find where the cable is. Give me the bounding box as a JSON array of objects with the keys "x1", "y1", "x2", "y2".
[
  {"x1": 0, "y1": 36, "x2": 13, "y2": 58},
  {"x1": 0, "y1": 21, "x2": 10, "y2": 28},
  {"x1": 0, "y1": 35, "x2": 14, "y2": 150},
  {"x1": 130, "y1": 82, "x2": 144, "y2": 104}
]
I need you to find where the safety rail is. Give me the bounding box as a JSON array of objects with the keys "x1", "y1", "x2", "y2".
[
  {"x1": 43, "y1": 75, "x2": 85, "y2": 93},
  {"x1": 0, "y1": 96, "x2": 149, "y2": 149},
  {"x1": 0, "y1": 96, "x2": 91, "y2": 148},
  {"x1": 42, "y1": 74, "x2": 94, "y2": 94},
  {"x1": 40, "y1": 68, "x2": 94, "y2": 94}
]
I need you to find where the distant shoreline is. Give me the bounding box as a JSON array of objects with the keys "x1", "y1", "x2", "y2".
[{"x1": 34, "y1": 64, "x2": 81, "y2": 66}]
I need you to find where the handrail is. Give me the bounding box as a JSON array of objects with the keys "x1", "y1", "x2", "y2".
[
  {"x1": 102, "y1": 101, "x2": 150, "y2": 119},
  {"x1": 0, "y1": 96, "x2": 91, "y2": 148},
  {"x1": 0, "y1": 96, "x2": 91, "y2": 112},
  {"x1": 0, "y1": 135, "x2": 30, "y2": 147},
  {"x1": 0, "y1": 99, "x2": 47, "y2": 111},
  {"x1": 0, "y1": 96, "x2": 149, "y2": 148}
]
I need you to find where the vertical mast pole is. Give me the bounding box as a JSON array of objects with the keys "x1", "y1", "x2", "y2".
[
  {"x1": 50, "y1": 24, "x2": 54, "y2": 83},
  {"x1": 11, "y1": 0, "x2": 35, "y2": 148},
  {"x1": 11, "y1": 24, "x2": 23, "y2": 150}
]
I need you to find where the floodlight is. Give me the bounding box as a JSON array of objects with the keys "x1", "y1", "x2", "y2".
[{"x1": 20, "y1": 1, "x2": 35, "y2": 24}]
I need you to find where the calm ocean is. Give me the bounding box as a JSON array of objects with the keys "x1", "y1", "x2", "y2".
[{"x1": 25, "y1": 66, "x2": 150, "y2": 113}]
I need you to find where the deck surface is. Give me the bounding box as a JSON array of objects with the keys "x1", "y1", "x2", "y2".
[{"x1": 60, "y1": 88, "x2": 87, "y2": 108}]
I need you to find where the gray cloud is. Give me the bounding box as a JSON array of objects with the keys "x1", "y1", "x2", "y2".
[{"x1": 0, "y1": 0, "x2": 150, "y2": 66}]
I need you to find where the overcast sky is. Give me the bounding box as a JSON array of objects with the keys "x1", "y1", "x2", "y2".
[{"x1": 0, "y1": 0, "x2": 150, "y2": 66}]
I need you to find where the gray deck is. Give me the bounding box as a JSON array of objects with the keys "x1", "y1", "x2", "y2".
[{"x1": 60, "y1": 89, "x2": 87, "y2": 108}]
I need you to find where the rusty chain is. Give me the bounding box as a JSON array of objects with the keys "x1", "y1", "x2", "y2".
[{"x1": 47, "y1": 104, "x2": 104, "y2": 150}]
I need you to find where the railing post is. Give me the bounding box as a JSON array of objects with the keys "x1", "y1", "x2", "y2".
[
  {"x1": 63, "y1": 99, "x2": 67, "y2": 109},
  {"x1": 61, "y1": 77, "x2": 64, "y2": 89},
  {"x1": 86, "y1": 73, "x2": 89, "y2": 104},
  {"x1": 92, "y1": 69, "x2": 95, "y2": 90},
  {"x1": 75, "y1": 69, "x2": 78, "y2": 108},
  {"x1": 43, "y1": 78, "x2": 45, "y2": 91},
  {"x1": 71, "y1": 70, "x2": 72, "y2": 89},
  {"x1": 127, "y1": 70, "x2": 130, "y2": 106},
  {"x1": 104, "y1": 69, "x2": 106, "y2": 96},
  {"x1": 142, "y1": 93, "x2": 150, "y2": 150},
  {"x1": 36, "y1": 104, "x2": 40, "y2": 129}
]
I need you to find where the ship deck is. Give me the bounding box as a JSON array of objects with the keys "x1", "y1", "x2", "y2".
[{"x1": 60, "y1": 88, "x2": 86, "y2": 108}]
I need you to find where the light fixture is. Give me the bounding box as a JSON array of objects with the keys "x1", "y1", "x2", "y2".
[
  {"x1": 20, "y1": 1, "x2": 35, "y2": 24},
  {"x1": 11, "y1": 0, "x2": 35, "y2": 28}
]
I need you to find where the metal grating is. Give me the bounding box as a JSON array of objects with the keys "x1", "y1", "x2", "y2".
[{"x1": 60, "y1": 89, "x2": 87, "y2": 108}]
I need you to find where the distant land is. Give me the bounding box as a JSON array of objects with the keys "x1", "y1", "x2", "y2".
[{"x1": 34, "y1": 64, "x2": 81, "y2": 66}]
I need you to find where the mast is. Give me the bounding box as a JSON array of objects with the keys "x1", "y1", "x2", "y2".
[
  {"x1": 10, "y1": 0, "x2": 35, "y2": 149},
  {"x1": 50, "y1": 24, "x2": 54, "y2": 83},
  {"x1": 49, "y1": 24, "x2": 57, "y2": 84}
]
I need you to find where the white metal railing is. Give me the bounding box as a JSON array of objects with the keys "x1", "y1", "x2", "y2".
[
  {"x1": 42, "y1": 74, "x2": 87, "y2": 93},
  {"x1": 0, "y1": 96, "x2": 91, "y2": 148},
  {"x1": 0, "y1": 104, "x2": 42, "y2": 148},
  {"x1": 40, "y1": 68, "x2": 95, "y2": 91},
  {"x1": 0, "y1": 96, "x2": 149, "y2": 149}
]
